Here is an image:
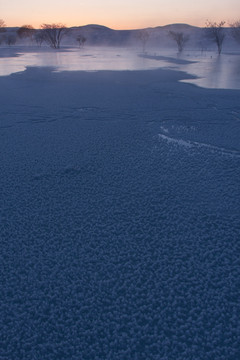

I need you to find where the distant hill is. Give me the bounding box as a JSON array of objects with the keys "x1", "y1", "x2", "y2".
[
  {"x1": 64, "y1": 23, "x2": 203, "y2": 47},
  {"x1": 159, "y1": 23, "x2": 198, "y2": 30},
  {"x1": 1, "y1": 24, "x2": 237, "y2": 50},
  {"x1": 68, "y1": 24, "x2": 137, "y2": 46}
]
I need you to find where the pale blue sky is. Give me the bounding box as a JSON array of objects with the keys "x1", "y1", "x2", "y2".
[{"x1": 1, "y1": 0, "x2": 240, "y2": 29}]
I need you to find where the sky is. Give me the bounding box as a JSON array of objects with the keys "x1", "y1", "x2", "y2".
[{"x1": 1, "y1": 0, "x2": 240, "y2": 29}]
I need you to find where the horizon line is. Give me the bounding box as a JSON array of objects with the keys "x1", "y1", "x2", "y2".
[{"x1": 3, "y1": 22, "x2": 214, "y2": 31}]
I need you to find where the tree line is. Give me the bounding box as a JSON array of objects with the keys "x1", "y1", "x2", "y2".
[
  {"x1": 0, "y1": 22, "x2": 86, "y2": 49},
  {"x1": 142, "y1": 21, "x2": 240, "y2": 54},
  {"x1": 0, "y1": 19, "x2": 240, "y2": 53}
]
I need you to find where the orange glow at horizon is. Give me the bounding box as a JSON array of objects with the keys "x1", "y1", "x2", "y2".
[
  {"x1": 3, "y1": 16, "x2": 228, "y2": 30},
  {"x1": 3, "y1": 0, "x2": 240, "y2": 30}
]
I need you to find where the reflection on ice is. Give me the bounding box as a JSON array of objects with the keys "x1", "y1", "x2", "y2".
[
  {"x1": 0, "y1": 46, "x2": 240, "y2": 90},
  {"x1": 143, "y1": 50, "x2": 240, "y2": 89},
  {"x1": 180, "y1": 52, "x2": 240, "y2": 89},
  {"x1": 0, "y1": 47, "x2": 166, "y2": 75}
]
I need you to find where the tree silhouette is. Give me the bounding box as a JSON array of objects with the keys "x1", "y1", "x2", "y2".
[
  {"x1": 137, "y1": 30, "x2": 150, "y2": 53},
  {"x1": 40, "y1": 23, "x2": 69, "y2": 49},
  {"x1": 0, "y1": 19, "x2": 6, "y2": 32},
  {"x1": 205, "y1": 20, "x2": 226, "y2": 54},
  {"x1": 34, "y1": 31, "x2": 45, "y2": 47},
  {"x1": 230, "y1": 20, "x2": 240, "y2": 45},
  {"x1": 76, "y1": 35, "x2": 87, "y2": 48},
  {"x1": 17, "y1": 25, "x2": 36, "y2": 41},
  {"x1": 5, "y1": 34, "x2": 17, "y2": 46},
  {"x1": 169, "y1": 31, "x2": 189, "y2": 52}
]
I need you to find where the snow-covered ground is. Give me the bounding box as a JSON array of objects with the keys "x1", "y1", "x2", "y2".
[{"x1": 0, "y1": 46, "x2": 240, "y2": 359}]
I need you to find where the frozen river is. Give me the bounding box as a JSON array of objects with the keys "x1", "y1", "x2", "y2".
[{"x1": 0, "y1": 46, "x2": 240, "y2": 89}]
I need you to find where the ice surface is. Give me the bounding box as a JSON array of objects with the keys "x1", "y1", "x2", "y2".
[
  {"x1": 141, "y1": 50, "x2": 240, "y2": 90},
  {"x1": 0, "y1": 56, "x2": 240, "y2": 359},
  {"x1": 0, "y1": 46, "x2": 168, "y2": 76},
  {"x1": 180, "y1": 51, "x2": 240, "y2": 89},
  {"x1": 1, "y1": 46, "x2": 240, "y2": 89}
]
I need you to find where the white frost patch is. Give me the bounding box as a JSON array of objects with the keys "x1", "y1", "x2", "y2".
[
  {"x1": 159, "y1": 126, "x2": 169, "y2": 134},
  {"x1": 158, "y1": 133, "x2": 193, "y2": 148},
  {"x1": 158, "y1": 133, "x2": 240, "y2": 157},
  {"x1": 192, "y1": 140, "x2": 240, "y2": 157}
]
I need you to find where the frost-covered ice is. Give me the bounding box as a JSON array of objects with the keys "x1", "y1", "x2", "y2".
[
  {"x1": 0, "y1": 50, "x2": 240, "y2": 360},
  {"x1": 158, "y1": 133, "x2": 240, "y2": 156}
]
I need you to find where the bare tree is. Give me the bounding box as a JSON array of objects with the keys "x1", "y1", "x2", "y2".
[
  {"x1": 76, "y1": 34, "x2": 87, "y2": 48},
  {"x1": 198, "y1": 39, "x2": 208, "y2": 54},
  {"x1": 40, "y1": 23, "x2": 69, "y2": 49},
  {"x1": 205, "y1": 20, "x2": 225, "y2": 54},
  {"x1": 137, "y1": 30, "x2": 150, "y2": 53},
  {"x1": 230, "y1": 20, "x2": 240, "y2": 44},
  {"x1": 34, "y1": 31, "x2": 45, "y2": 47},
  {"x1": 5, "y1": 34, "x2": 17, "y2": 46},
  {"x1": 0, "y1": 19, "x2": 6, "y2": 32},
  {"x1": 169, "y1": 31, "x2": 189, "y2": 52},
  {"x1": 17, "y1": 25, "x2": 36, "y2": 41},
  {"x1": 0, "y1": 35, "x2": 5, "y2": 45}
]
